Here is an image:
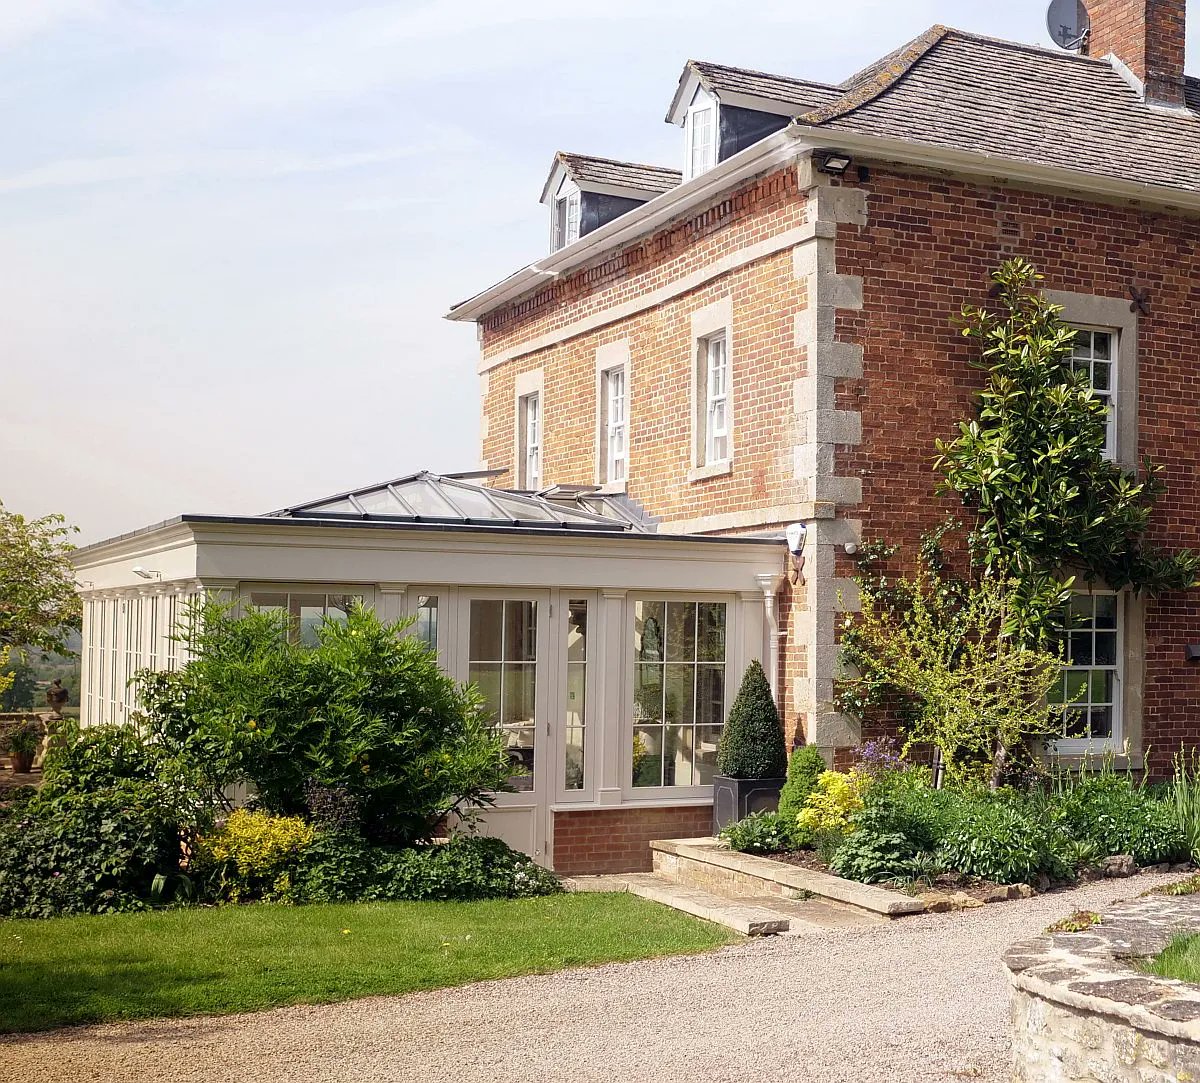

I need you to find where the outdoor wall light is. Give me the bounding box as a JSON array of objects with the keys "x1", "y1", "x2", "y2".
[
  {"x1": 131, "y1": 566, "x2": 162, "y2": 581},
  {"x1": 1186, "y1": 644, "x2": 1200, "y2": 663},
  {"x1": 815, "y1": 151, "x2": 853, "y2": 177}
]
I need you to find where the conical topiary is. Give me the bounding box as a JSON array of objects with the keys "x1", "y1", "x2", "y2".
[
  {"x1": 777, "y1": 744, "x2": 827, "y2": 844},
  {"x1": 715, "y1": 660, "x2": 787, "y2": 779}
]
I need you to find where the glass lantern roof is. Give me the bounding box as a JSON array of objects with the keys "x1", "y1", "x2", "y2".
[{"x1": 268, "y1": 471, "x2": 654, "y2": 533}]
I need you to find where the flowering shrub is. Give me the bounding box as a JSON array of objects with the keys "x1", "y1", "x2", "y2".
[
  {"x1": 798, "y1": 770, "x2": 868, "y2": 837},
  {"x1": 777, "y1": 746, "x2": 827, "y2": 845},
  {"x1": 720, "y1": 811, "x2": 793, "y2": 854},
  {"x1": 193, "y1": 810, "x2": 315, "y2": 903}
]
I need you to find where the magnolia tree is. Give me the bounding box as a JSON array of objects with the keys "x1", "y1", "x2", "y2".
[{"x1": 839, "y1": 259, "x2": 1197, "y2": 785}]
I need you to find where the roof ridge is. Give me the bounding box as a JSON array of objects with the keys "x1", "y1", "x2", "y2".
[
  {"x1": 802, "y1": 24, "x2": 950, "y2": 127},
  {"x1": 689, "y1": 58, "x2": 839, "y2": 93},
  {"x1": 557, "y1": 150, "x2": 680, "y2": 175},
  {"x1": 939, "y1": 25, "x2": 1117, "y2": 65}
]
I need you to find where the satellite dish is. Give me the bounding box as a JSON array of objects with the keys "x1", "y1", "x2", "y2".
[{"x1": 1047, "y1": 0, "x2": 1091, "y2": 50}]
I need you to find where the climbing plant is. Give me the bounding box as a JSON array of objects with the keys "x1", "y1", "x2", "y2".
[{"x1": 934, "y1": 257, "x2": 1198, "y2": 618}]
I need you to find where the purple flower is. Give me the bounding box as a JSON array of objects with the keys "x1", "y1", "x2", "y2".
[{"x1": 855, "y1": 736, "x2": 906, "y2": 778}]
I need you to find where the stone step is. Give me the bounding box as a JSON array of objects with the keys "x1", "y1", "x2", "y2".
[
  {"x1": 618, "y1": 873, "x2": 792, "y2": 936},
  {"x1": 651, "y1": 837, "x2": 926, "y2": 919},
  {"x1": 559, "y1": 872, "x2": 880, "y2": 935}
]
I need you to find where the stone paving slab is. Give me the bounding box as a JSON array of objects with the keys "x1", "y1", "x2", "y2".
[{"x1": 651, "y1": 837, "x2": 927, "y2": 917}]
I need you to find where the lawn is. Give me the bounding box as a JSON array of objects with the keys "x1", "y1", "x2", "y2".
[
  {"x1": 1142, "y1": 931, "x2": 1200, "y2": 984},
  {"x1": 0, "y1": 892, "x2": 735, "y2": 1034}
]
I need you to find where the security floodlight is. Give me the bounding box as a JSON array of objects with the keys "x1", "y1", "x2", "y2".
[
  {"x1": 131, "y1": 566, "x2": 161, "y2": 581},
  {"x1": 815, "y1": 151, "x2": 853, "y2": 177}
]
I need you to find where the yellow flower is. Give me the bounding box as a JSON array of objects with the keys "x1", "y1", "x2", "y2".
[
  {"x1": 247, "y1": 720, "x2": 257, "y2": 730},
  {"x1": 341, "y1": 929, "x2": 350, "y2": 935},
  {"x1": 361, "y1": 764, "x2": 370, "y2": 774}
]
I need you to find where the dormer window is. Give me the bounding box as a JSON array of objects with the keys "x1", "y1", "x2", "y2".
[
  {"x1": 551, "y1": 183, "x2": 581, "y2": 252},
  {"x1": 684, "y1": 87, "x2": 717, "y2": 180}
]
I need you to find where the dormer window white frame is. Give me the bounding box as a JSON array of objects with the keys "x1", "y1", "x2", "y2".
[
  {"x1": 550, "y1": 177, "x2": 581, "y2": 253},
  {"x1": 684, "y1": 86, "x2": 717, "y2": 181}
]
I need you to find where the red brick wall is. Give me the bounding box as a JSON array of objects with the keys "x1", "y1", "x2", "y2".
[
  {"x1": 552, "y1": 805, "x2": 713, "y2": 874},
  {"x1": 833, "y1": 164, "x2": 1200, "y2": 774},
  {"x1": 479, "y1": 166, "x2": 811, "y2": 529}
]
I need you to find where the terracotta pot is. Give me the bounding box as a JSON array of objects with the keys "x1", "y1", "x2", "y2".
[{"x1": 10, "y1": 751, "x2": 34, "y2": 774}]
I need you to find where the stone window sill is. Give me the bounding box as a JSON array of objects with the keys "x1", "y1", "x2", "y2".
[{"x1": 687, "y1": 461, "x2": 733, "y2": 483}]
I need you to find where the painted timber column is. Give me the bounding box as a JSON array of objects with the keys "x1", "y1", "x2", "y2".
[
  {"x1": 596, "y1": 588, "x2": 627, "y2": 805},
  {"x1": 788, "y1": 156, "x2": 867, "y2": 762}
]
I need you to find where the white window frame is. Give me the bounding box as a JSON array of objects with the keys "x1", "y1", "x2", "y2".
[
  {"x1": 1069, "y1": 326, "x2": 1119, "y2": 461},
  {"x1": 514, "y1": 370, "x2": 545, "y2": 492},
  {"x1": 688, "y1": 298, "x2": 734, "y2": 481},
  {"x1": 594, "y1": 341, "x2": 631, "y2": 491},
  {"x1": 702, "y1": 333, "x2": 730, "y2": 466},
  {"x1": 623, "y1": 592, "x2": 740, "y2": 801},
  {"x1": 521, "y1": 392, "x2": 541, "y2": 490},
  {"x1": 550, "y1": 178, "x2": 581, "y2": 252},
  {"x1": 1051, "y1": 590, "x2": 1124, "y2": 755},
  {"x1": 684, "y1": 87, "x2": 717, "y2": 181}
]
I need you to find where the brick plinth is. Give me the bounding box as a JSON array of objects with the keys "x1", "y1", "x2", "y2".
[{"x1": 552, "y1": 805, "x2": 713, "y2": 874}]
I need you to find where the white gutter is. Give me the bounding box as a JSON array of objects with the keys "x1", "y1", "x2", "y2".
[
  {"x1": 445, "y1": 127, "x2": 811, "y2": 323},
  {"x1": 791, "y1": 124, "x2": 1200, "y2": 215},
  {"x1": 448, "y1": 120, "x2": 1200, "y2": 326},
  {"x1": 756, "y1": 571, "x2": 785, "y2": 705}
]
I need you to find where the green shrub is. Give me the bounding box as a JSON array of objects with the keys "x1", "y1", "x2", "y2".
[
  {"x1": 193, "y1": 810, "x2": 316, "y2": 903},
  {"x1": 1058, "y1": 774, "x2": 1186, "y2": 865},
  {"x1": 720, "y1": 811, "x2": 793, "y2": 854},
  {"x1": 830, "y1": 803, "x2": 923, "y2": 883},
  {"x1": 937, "y1": 799, "x2": 1068, "y2": 884},
  {"x1": 134, "y1": 601, "x2": 512, "y2": 846},
  {"x1": 777, "y1": 745, "x2": 826, "y2": 844},
  {"x1": 0, "y1": 783, "x2": 187, "y2": 918},
  {"x1": 798, "y1": 770, "x2": 867, "y2": 837},
  {"x1": 372, "y1": 836, "x2": 562, "y2": 901},
  {"x1": 715, "y1": 661, "x2": 786, "y2": 780}
]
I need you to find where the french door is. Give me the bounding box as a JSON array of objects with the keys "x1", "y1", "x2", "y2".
[{"x1": 457, "y1": 590, "x2": 552, "y2": 861}]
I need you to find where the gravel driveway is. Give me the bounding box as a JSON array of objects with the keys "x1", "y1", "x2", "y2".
[{"x1": 4, "y1": 873, "x2": 1180, "y2": 1083}]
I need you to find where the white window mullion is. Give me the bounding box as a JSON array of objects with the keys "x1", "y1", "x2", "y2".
[{"x1": 704, "y1": 334, "x2": 729, "y2": 465}]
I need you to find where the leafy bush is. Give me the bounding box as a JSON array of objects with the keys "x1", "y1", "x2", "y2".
[
  {"x1": 720, "y1": 811, "x2": 793, "y2": 854},
  {"x1": 777, "y1": 746, "x2": 826, "y2": 845},
  {"x1": 798, "y1": 771, "x2": 867, "y2": 837},
  {"x1": 715, "y1": 661, "x2": 786, "y2": 780},
  {"x1": 937, "y1": 799, "x2": 1068, "y2": 884},
  {"x1": 194, "y1": 810, "x2": 316, "y2": 903},
  {"x1": 830, "y1": 804, "x2": 923, "y2": 884},
  {"x1": 375, "y1": 836, "x2": 561, "y2": 901},
  {"x1": 1058, "y1": 774, "x2": 1186, "y2": 865},
  {"x1": 135, "y1": 601, "x2": 511, "y2": 845},
  {"x1": 0, "y1": 783, "x2": 187, "y2": 918}
]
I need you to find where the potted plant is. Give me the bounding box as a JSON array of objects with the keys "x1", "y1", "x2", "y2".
[
  {"x1": 712, "y1": 660, "x2": 788, "y2": 833},
  {"x1": 5, "y1": 722, "x2": 41, "y2": 774}
]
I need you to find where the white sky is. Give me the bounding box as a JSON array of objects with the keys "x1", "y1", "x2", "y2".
[{"x1": 2, "y1": 0, "x2": 1195, "y2": 543}]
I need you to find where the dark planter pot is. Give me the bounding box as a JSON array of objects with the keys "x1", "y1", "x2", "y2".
[
  {"x1": 9, "y1": 750, "x2": 34, "y2": 774},
  {"x1": 712, "y1": 775, "x2": 786, "y2": 834}
]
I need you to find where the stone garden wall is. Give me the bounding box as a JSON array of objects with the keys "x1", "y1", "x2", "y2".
[{"x1": 1005, "y1": 894, "x2": 1200, "y2": 1081}]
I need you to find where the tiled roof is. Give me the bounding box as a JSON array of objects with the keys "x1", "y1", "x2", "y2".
[
  {"x1": 557, "y1": 152, "x2": 681, "y2": 195},
  {"x1": 688, "y1": 60, "x2": 841, "y2": 112},
  {"x1": 803, "y1": 27, "x2": 1200, "y2": 193}
]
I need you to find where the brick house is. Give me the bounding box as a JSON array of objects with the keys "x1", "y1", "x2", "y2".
[{"x1": 448, "y1": 0, "x2": 1200, "y2": 839}]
